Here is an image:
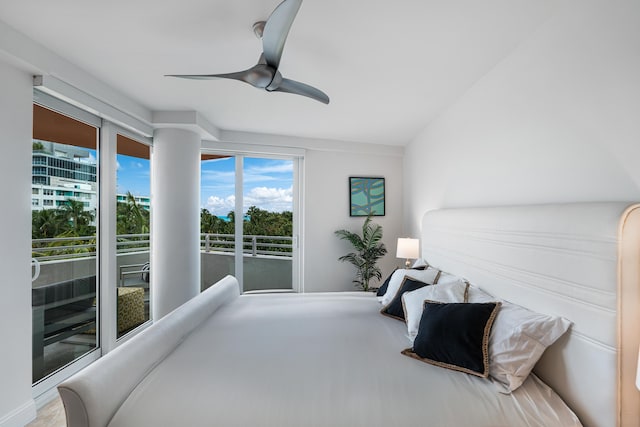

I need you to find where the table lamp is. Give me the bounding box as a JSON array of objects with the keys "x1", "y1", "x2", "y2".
[{"x1": 396, "y1": 238, "x2": 419, "y2": 268}]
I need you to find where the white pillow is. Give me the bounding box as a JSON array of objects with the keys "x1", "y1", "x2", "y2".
[
  {"x1": 487, "y1": 300, "x2": 571, "y2": 393},
  {"x1": 465, "y1": 283, "x2": 571, "y2": 392},
  {"x1": 432, "y1": 272, "x2": 462, "y2": 286},
  {"x1": 380, "y1": 267, "x2": 441, "y2": 307},
  {"x1": 467, "y1": 284, "x2": 496, "y2": 303},
  {"x1": 401, "y1": 279, "x2": 469, "y2": 343},
  {"x1": 411, "y1": 258, "x2": 428, "y2": 269}
]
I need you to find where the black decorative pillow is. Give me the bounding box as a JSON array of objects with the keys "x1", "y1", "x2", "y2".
[
  {"x1": 376, "y1": 266, "x2": 427, "y2": 297},
  {"x1": 380, "y1": 277, "x2": 431, "y2": 321},
  {"x1": 376, "y1": 268, "x2": 398, "y2": 296},
  {"x1": 401, "y1": 301, "x2": 501, "y2": 377}
]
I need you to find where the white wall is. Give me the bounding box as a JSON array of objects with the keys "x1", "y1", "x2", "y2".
[
  {"x1": 0, "y1": 61, "x2": 37, "y2": 425},
  {"x1": 304, "y1": 147, "x2": 404, "y2": 292},
  {"x1": 404, "y1": 0, "x2": 640, "y2": 236}
]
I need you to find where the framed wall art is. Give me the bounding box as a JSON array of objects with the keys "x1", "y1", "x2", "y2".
[{"x1": 349, "y1": 177, "x2": 385, "y2": 216}]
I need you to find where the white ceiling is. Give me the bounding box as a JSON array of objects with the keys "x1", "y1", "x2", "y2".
[{"x1": 0, "y1": 0, "x2": 553, "y2": 145}]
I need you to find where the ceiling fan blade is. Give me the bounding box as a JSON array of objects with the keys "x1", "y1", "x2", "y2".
[
  {"x1": 165, "y1": 72, "x2": 248, "y2": 81},
  {"x1": 270, "y1": 77, "x2": 330, "y2": 104},
  {"x1": 167, "y1": 64, "x2": 275, "y2": 89},
  {"x1": 262, "y1": 0, "x2": 302, "y2": 69}
]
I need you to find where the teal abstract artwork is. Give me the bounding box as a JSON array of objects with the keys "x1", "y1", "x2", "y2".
[{"x1": 349, "y1": 177, "x2": 385, "y2": 216}]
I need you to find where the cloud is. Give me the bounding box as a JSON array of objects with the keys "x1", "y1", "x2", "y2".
[
  {"x1": 205, "y1": 186, "x2": 293, "y2": 215},
  {"x1": 206, "y1": 195, "x2": 235, "y2": 216},
  {"x1": 244, "y1": 186, "x2": 293, "y2": 212},
  {"x1": 246, "y1": 161, "x2": 293, "y2": 175},
  {"x1": 244, "y1": 161, "x2": 293, "y2": 185}
]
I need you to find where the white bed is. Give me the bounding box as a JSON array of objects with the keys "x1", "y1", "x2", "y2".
[
  {"x1": 107, "y1": 290, "x2": 579, "y2": 427},
  {"x1": 58, "y1": 202, "x2": 640, "y2": 427}
]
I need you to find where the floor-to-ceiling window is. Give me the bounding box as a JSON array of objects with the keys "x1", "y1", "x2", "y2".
[
  {"x1": 31, "y1": 103, "x2": 101, "y2": 385},
  {"x1": 200, "y1": 153, "x2": 300, "y2": 292},
  {"x1": 115, "y1": 134, "x2": 151, "y2": 338}
]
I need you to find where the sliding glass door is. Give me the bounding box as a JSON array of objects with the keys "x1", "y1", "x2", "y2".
[
  {"x1": 31, "y1": 103, "x2": 100, "y2": 384},
  {"x1": 200, "y1": 154, "x2": 300, "y2": 293},
  {"x1": 242, "y1": 157, "x2": 294, "y2": 292}
]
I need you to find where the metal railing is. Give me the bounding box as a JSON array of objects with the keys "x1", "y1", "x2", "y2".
[
  {"x1": 32, "y1": 236, "x2": 96, "y2": 261},
  {"x1": 201, "y1": 233, "x2": 292, "y2": 258},
  {"x1": 31, "y1": 234, "x2": 149, "y2": 261},
  {"x1": 32, "y1": 233, "x2": 293, "y2": 261}
]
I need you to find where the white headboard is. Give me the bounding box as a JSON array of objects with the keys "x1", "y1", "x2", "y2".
[{"x1": 421, "y1": 202, "x2": 640, "y2": 427}]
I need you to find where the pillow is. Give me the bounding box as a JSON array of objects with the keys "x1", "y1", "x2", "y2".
[
  {"x1": 432, "y1": 272, "x2": 463, "y2": 286},
  {"x1": 380, "y1": 267, "x2": 441, "y2": 306},
  {"x1": 462, "y1": 283, "x2": 572, "y2": 391},
  {"x1": 487, "y1": 300, "x2": 571, "y2": 392},
  {"x1": 402, "y1": 301, "x2": 501, "y2": 377},
  {"x1": 376, "y1": 268, "x2": 398, "y2": 297},
  {"x1": 401, "y1": 279, "x2": 470, "y2": 342},
  {"x1": 466, "y1": 284, "x2": 496, "y2": 303},
  {"x1": 411, "y1": 258, "x2": 429, "y2": 269},
  {"x1": 380, "y1": 277, "x2": 431, "y2": 321},
  {"x1": 377, "y1": 266, "x2": 429, "y2": 297}
]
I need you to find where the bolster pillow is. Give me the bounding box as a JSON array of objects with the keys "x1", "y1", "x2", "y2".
[{"x1": 58, "y1": 275, "x2": 240, "y2": 427}]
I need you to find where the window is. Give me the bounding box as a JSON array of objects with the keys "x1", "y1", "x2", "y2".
[{"x1": 116, "y1": 134, "x2": 151, "y2": 338}]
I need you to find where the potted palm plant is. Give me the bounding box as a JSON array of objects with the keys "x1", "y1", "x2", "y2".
[{"x1": 335, "y1": 215, "x2": 388, "y2": 291}]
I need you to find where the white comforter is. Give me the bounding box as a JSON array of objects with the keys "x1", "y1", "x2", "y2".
[{"x1": 109, "y1": 292, "x2": 581, "y2": 427}]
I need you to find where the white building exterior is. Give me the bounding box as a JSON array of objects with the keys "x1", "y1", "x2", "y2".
[{"x1": 31, "y1": 140, "x2": 97, "y2": 212}]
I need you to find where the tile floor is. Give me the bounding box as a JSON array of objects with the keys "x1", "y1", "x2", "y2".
[{"x1": 27, "y1": 395, "x2": 66, "y2": 427}]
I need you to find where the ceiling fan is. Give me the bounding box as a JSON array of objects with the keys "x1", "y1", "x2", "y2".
[{"x1": 167, "y1": 0, "x2": 329, "y2": 104}]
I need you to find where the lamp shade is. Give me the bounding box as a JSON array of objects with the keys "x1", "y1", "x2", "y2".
[{"x1": 396, "y1": 238, "x2": 419, "y2": 260}]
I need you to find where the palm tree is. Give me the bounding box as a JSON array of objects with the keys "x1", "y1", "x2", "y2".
[
  {"x1": 117, "y1": 192, "x2": 149, "y2": 235},
  {"x1": 32, "y1": 208, "x2": 64, "y2": 239},
  {"x1": 335, "y1": 214, "x2": 387, "y2": 291},
  {"x1": 59, "y1": 198, "x2": 95, "y2": 235}
]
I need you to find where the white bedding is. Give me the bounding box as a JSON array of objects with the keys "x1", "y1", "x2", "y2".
[{"x1": 109, "y1": 292, "x2": 580, "y2": 427}]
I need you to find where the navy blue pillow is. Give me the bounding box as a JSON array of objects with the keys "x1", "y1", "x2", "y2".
[
  {"x1": 376, "y1": 268, "x2": 397, "y2": 296},
  {"x1": 376, "y1": 265, "x2": 427, "y2": 297},
  {"x1": 401, "y1": 301, "x2": 501, "y2": 377},
  {"x1": 380, "y1": 277, "x2": 430, "y2": 321}
]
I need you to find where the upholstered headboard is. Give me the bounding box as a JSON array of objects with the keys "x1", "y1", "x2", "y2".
[{"x1": 421, "y1": 203, "x2": 640, "y2": 427}]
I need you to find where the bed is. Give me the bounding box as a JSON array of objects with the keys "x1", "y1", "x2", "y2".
[{"x1": 58, "y1": 202, "x2": 640, "y2": 427}]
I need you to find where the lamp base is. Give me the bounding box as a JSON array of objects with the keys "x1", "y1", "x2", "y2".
[{"x1": 404, "y1": 259, "x2": 411, "y2": 268}]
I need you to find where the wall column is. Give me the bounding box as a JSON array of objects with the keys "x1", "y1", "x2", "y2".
[{"x1": 151, "y1": 128, "x2": 201, "y2": 319}]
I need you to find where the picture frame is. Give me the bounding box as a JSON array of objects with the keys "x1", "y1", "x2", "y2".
[{"x1": 349, "y1": 177, "x2": 385, "y2": 216}]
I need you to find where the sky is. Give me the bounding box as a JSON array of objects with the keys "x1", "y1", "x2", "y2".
[
  {"x1": 116, "y1": 154, "x2": 150, "y2": 197},
  {"x1": 117, "y1": 155, "x2": 293, "y2": 216},
  {"x1": 201, "y1": 157, "x2": 293, "y2": 216}
]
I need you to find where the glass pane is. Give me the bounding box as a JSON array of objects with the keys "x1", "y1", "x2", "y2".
[
  {"x1": 116, "y1": 135, "x2": 150, "y2": 338},
  {"x1": 31, "y1": 108, "x2": 99, "y2": 383},
  {"x1": 200, "y1": 156, "x2": 236, "y2": 291},
  {"x1": 242, "y1": 157, "x2": 293, "y2": 292}
]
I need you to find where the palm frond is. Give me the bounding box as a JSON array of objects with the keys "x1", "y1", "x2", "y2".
[{"x1": 335, "y1": 213, "x2": 388, "y2": 291}]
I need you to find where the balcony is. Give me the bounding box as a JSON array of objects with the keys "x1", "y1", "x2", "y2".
[{"x1": 31, "y1": 233, "x2": 292, "y2": 383}]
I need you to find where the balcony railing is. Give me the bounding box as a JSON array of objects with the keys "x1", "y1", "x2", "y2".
[
  {"x1": 32, "y1": 233, "x2": 292, "y2": 261},
  {"x1": 201, "y1": 233, "x2": 292, "y2": 257}
]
